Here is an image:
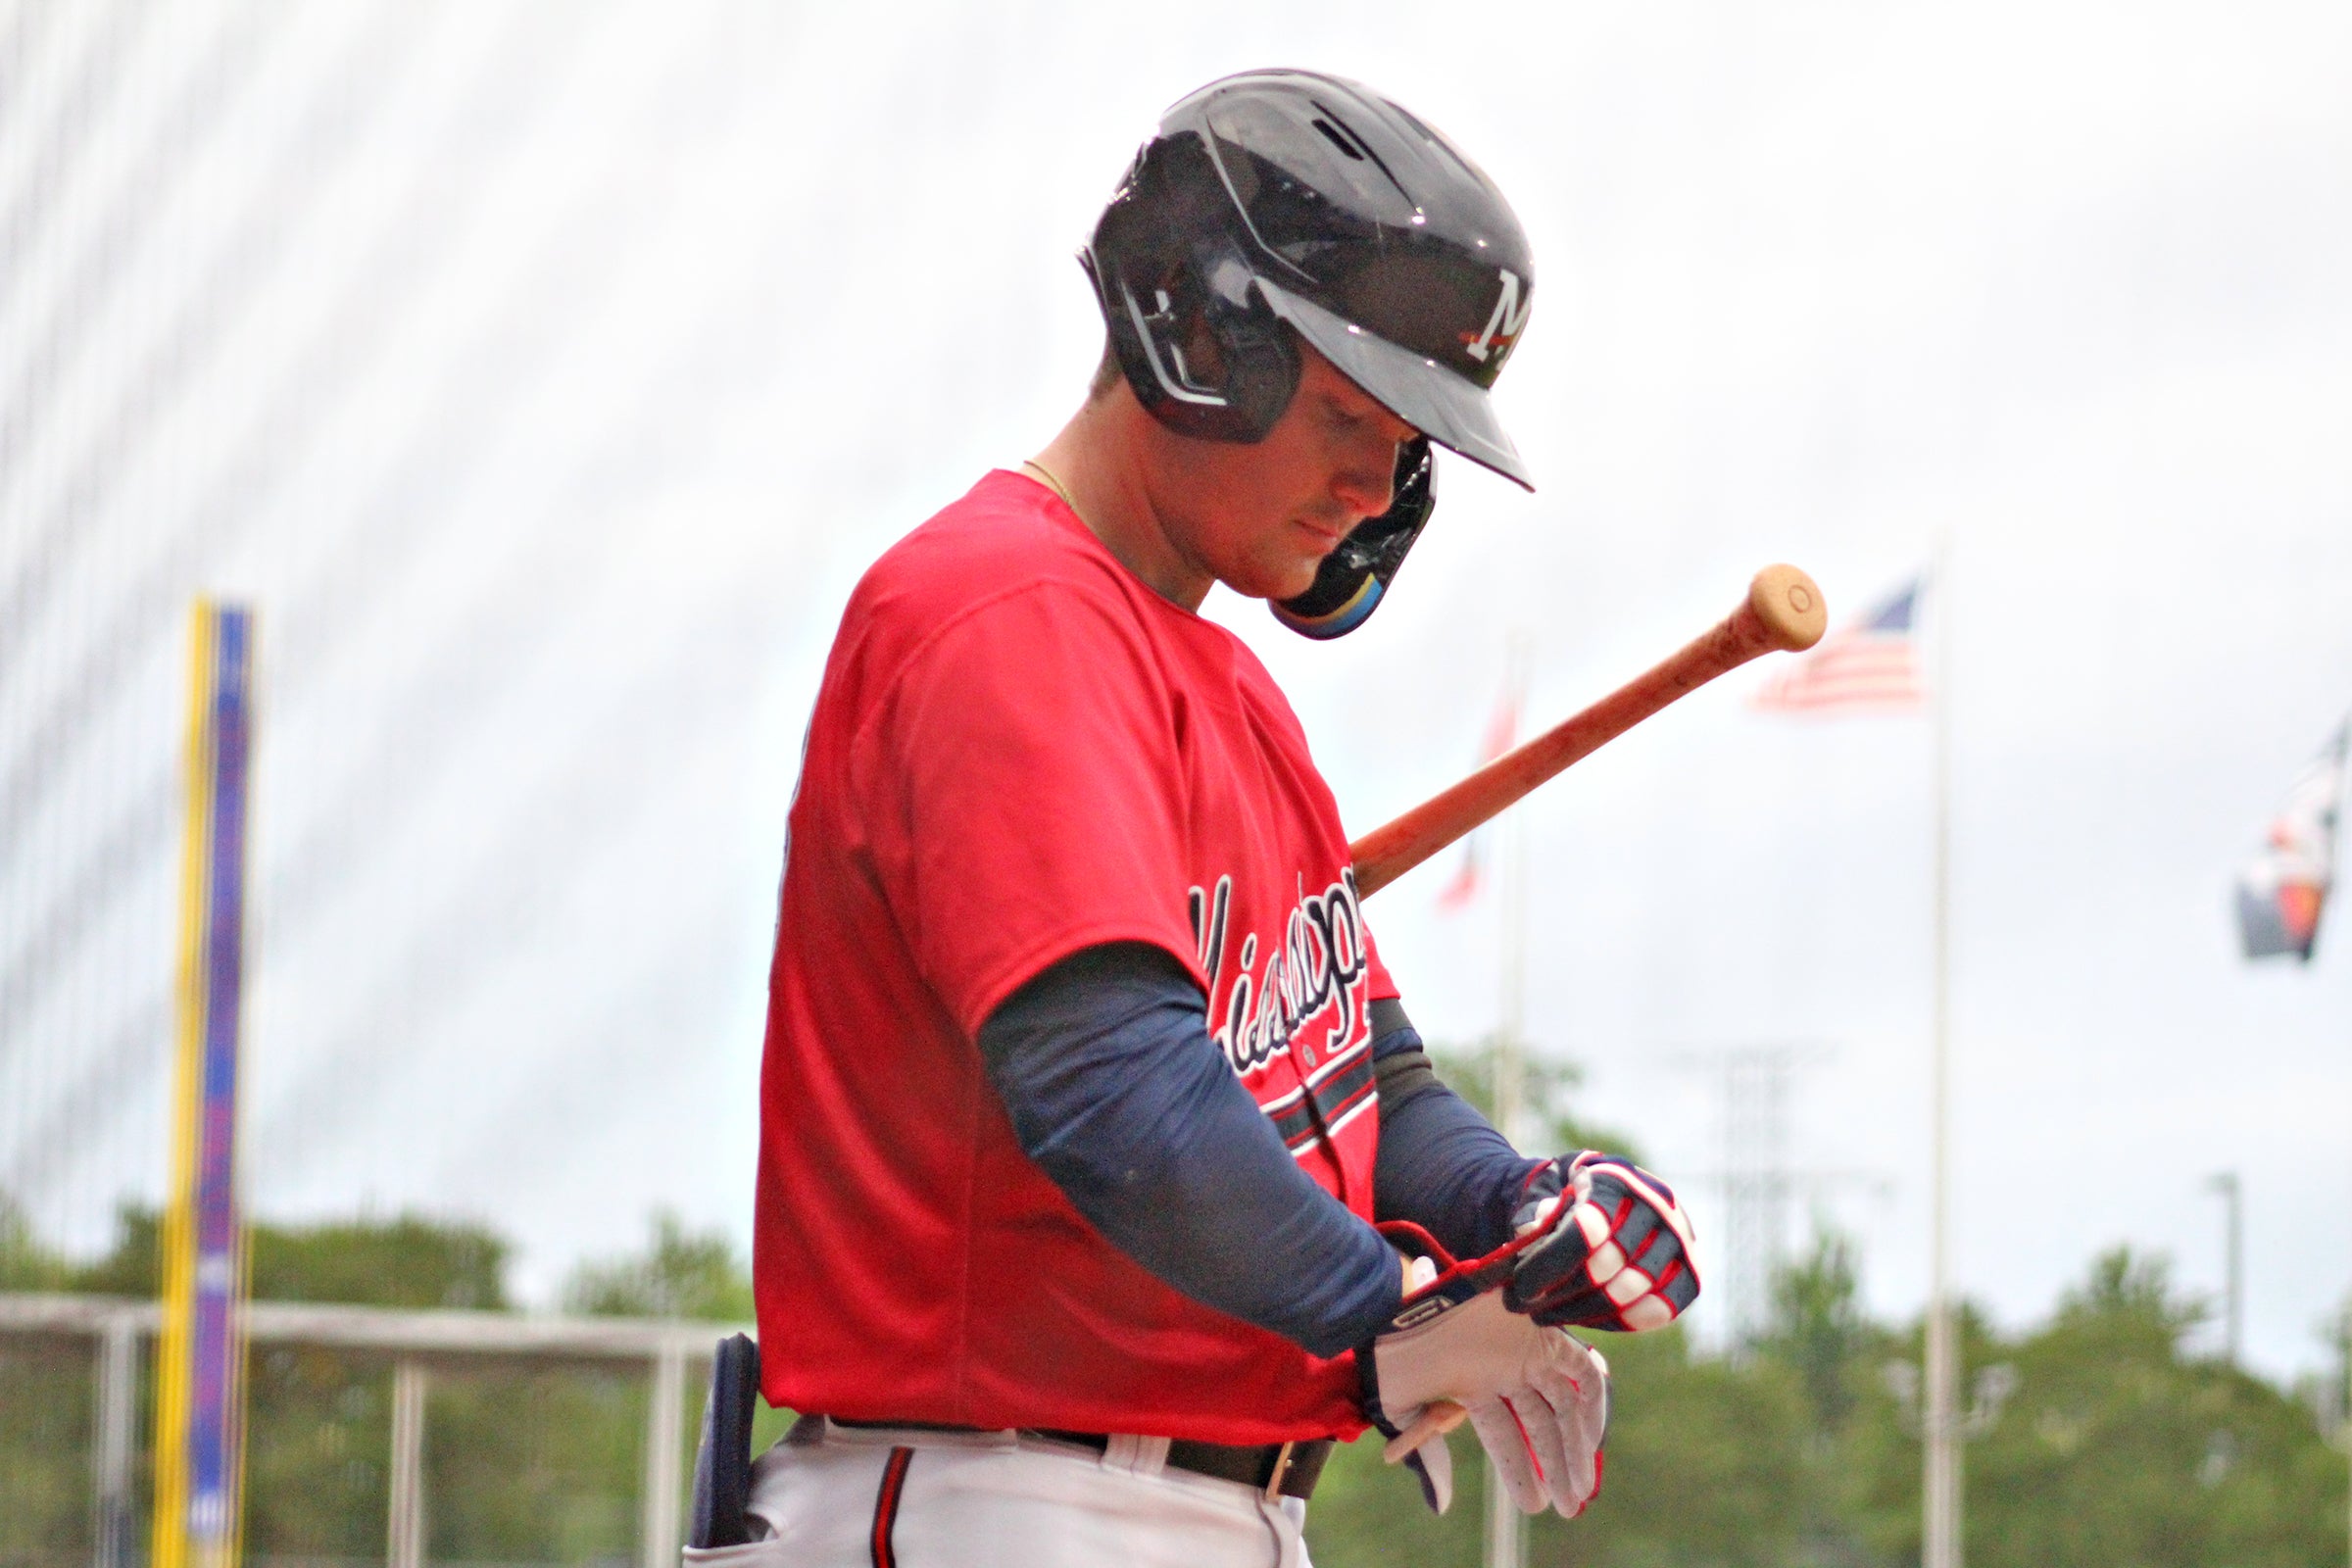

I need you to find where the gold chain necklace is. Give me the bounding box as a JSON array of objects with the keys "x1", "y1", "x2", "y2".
[{"x1": 1019, "y1": 458, "x2": 1078, "y2": 516}]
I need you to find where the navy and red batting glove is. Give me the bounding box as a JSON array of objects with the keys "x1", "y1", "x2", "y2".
[{"x1": 1503, "y1": 1152, "x2": 1701, "y2": 1333}]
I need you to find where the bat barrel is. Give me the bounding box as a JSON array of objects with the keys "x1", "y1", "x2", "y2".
[{"x1": 1744, "y1": 564, "x2": 1828, "y2": 654}]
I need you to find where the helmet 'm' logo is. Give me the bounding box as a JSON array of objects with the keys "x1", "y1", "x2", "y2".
[{"x1": 1462, "y1": 269, "x2": 1530, "y2": 364}]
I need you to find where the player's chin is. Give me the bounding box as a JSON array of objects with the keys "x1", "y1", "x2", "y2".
[
  {"x1": 1243, "y1": 551, "x2": 1328, "y2": 604},
  {"x1": 1256, "y1": 525, "x2": 1344, "y2": 599}
]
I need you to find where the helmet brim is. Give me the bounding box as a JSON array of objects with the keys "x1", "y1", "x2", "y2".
[{"x1": 1257, "y1": 278, "x2": 1535, "y2": 492}]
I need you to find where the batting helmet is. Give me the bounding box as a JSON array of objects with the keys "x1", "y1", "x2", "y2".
[{"x1": 1082, "y1": 70, "x2": 1536, "y2": 637}]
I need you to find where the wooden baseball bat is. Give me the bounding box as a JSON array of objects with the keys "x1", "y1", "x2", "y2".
[{"x1": 1350, "y1": 564, "x2": 1826, "y2": 901}]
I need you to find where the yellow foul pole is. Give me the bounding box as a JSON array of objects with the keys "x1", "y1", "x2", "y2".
[{"x1": 153, "y1": 602, "x2": 257, "y2": 1568}]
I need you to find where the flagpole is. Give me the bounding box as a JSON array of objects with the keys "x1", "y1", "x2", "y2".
[
  {"x1": 1745, "y1": 562, "x2": 1946, "y2": 1551},
  {"x1": 1487, "y1": 630, "x2": 1531, "y2": 1568},
  {"x1": 1496, "y1": 628, "x2": 1530, "y2": 1140},
  {"x1": 1923, "y1": 534, "x2": 1960, "y2": 1568}
]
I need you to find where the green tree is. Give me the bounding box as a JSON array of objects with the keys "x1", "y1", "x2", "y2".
[
  {"x1": 1757, "y1": 1229, "x2": 1872, "y2": 1438},
  {"x1": 1305, "y1": 1419, "x2": 1502, "y2": 1568},
  {"x1": 251, "y1": 1213, "x2": 508, "y2": 1309},
  {"x1": 2, "y1": 1196, "x2": 101, "y2": 1564},
  {"x1": 564, "y1": 1211, "x2": 755, "y2": 1322},
  {"x1": 52, "y1": 1201, "x2": 161, "y2": 1296},
  {"x1": 1968, "y1": 1248, "x2": 2343, "y2": 1568},
  {"x1": 559, "y1": 1212, "x2": 799, "y2": 1536},
  {"x1": 1754, "y1": 1227, "x2": 1896, "y2": 1567},
  {"x1": 0, "y1": 1195, "x2": 94, "y2": 1568},
  {"x1": 1547, "y1": 1323, "x2": 1811, "y2": 1568},
  {"x1": 1836, "y1": 1297, "x2": 2007, "y2": 1568},
  {"x1": 61, "y1": 1201, "x2": 507, "y2": 1308},
  {"x1": 410, "y1": 1366, "x2": 646, "y2": 1564},
  {"x1": 0, "y1": 1193, "x2": 74, "y2": 1291}
]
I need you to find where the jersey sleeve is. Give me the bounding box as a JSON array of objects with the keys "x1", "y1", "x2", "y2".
[{"x1": 856, "y1": 583, "x2": 1203, "y2": 1038}]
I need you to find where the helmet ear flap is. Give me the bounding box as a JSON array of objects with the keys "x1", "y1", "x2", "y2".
[
  {"x1": 1197, "y1": 270, "x2": 1299, "y2": 440},
  {"x1": 1084, "y1": 134, "x2": 1300, "y2": 443}
]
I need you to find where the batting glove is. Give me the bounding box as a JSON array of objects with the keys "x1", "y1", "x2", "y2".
[
  {"x1": 1504, "y1": 1152, "x2": 1700, "y2": 1333},
  {"x1": 1358, "y1": 1234, "x2": 1611, "y2": 1518}
]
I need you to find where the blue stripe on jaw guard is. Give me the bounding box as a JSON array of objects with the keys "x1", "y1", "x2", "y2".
[{"x1": 1271, "y1": 574, "x2": 1385, "y2": 640}]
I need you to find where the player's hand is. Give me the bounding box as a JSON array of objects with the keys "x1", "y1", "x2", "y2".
[
  {"x1": 1467, "y1": 1328, "x2": 1607, "y2": 1519},
  {"x1": 1504, "y1": 1152, "x2": 1700, "y2": 1333},
  {"x1": 1358, "y1": 1245, "x2": 1610, "y2": 1518}
]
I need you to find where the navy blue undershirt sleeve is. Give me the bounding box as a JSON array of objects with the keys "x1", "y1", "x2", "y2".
[
  {"x1": 1369, "y1": 999, "x2": 1546, "y2": 1261},
  {"x1": 976, "y1": 942, "x2": 1402, "y2": 1358}
]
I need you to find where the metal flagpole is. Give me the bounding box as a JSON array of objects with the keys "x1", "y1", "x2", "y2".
[
  {"x1": 1487, "y1": 633, "x2": 1531, "y2": 1568},
  {"x1": 1922, "y1": 537, "x2": 1960, "y2": 1568}
]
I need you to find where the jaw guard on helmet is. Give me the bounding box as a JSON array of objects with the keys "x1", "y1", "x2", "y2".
[
  {"x1": 1270, "y1": 438, "x2": 1435, "y2": 639},
  {"x1": 1081, "y1": 69, "x2": 1536, "y2": 638}
]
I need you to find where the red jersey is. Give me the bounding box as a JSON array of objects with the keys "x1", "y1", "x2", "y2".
[{"x1": 754, "y1": 470, "x2": 1394, "y2": 1444}]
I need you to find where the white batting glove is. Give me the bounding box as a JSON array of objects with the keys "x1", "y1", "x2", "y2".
[{"x1": 1359, "y1": 1254, "x2": 1611, "y2": 1517}]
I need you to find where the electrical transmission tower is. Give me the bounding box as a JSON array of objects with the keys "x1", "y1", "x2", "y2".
[
  {"x1": 1717, "y1": 1044, "x2": 1804, "y2": 1348},
  {"x1": 1674, "y1": 1042, "x2": 1882, "y2": 1353}
]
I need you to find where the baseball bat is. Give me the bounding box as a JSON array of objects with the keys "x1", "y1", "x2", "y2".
[{"x1": 1349, "y1": 564, "x2": 1826, "y2": 900}]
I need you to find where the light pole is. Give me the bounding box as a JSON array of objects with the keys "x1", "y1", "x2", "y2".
[
  {"x1": 1923, "y1": 532, "x2": 1959, "y2": 1568},
  {"x1": 1486, "y1": 633, "x2": 1530, "y2": 1568},
  {"x1": 1886, "y1": 1356, "x2": 2015, "y2": 1505},
  {"x1": 2204, "y1": 1172, "x2": 2241, "y2": 1365}
]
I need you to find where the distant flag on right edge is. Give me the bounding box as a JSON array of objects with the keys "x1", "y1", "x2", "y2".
[
  {"x1": 2234, "y1": 720, "x2": 2348, "y2": 963},
  {"x1": 1436, "y1": 689, "x2": 1520, "y2": 910},
  {"x1": 1751, "y1": 578, "x2": 1928, "y2": 712}
]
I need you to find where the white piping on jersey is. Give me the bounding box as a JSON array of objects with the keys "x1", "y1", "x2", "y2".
[{"x1": 1283, "y1": 1086, "x2": 1382, "y2": 1162}]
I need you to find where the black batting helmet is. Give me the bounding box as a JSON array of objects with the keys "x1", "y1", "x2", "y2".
[{"x1": 1082, "y1": 70, "x2": 1536, "y2": 637}]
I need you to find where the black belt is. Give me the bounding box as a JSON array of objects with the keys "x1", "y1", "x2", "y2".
[{"x1": 833, "y1": 1419, "x2": 1334, "y2": 1501}]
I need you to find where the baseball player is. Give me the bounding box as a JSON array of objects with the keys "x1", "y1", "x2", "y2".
[{"x1": 715, "y1": 70, "x2": 1701, "y2": 1568}]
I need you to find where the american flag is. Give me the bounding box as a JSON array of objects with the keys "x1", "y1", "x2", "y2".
[{"x1": 1751, "y1": 579, "x2": 1927, "y2": 712}]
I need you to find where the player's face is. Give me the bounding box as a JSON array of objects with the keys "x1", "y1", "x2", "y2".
[{"x1": 1169, "y1": 347, "x2": 1420, "y2": 602}]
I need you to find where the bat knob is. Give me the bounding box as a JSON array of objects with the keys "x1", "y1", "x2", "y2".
[{"x1": 1748, "y1": 564, "x2": 1827, "y2": 652}]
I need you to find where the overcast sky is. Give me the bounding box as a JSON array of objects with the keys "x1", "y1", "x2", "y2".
[{"x1": 3, "y1": 0, "x2": 2347, "y2": 1379}]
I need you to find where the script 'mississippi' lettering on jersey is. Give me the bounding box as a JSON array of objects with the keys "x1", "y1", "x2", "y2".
[{"x1": 1190, "y1": 870, "x2": 1371, "y2": 1077}]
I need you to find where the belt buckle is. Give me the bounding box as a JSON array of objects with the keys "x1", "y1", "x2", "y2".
[{"x1": 1260, "y1": 1439, "x2": 1297, "y2": 1502}]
